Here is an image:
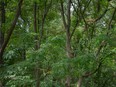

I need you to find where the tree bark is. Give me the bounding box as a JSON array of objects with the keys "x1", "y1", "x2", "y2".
[
  {"x1": 0, "y1": 1, "x2": 5, "y2": 65},
  {"x1": 60, "y1": 0, "x2": 74, "y2": 86},
  {"x1": 34, "y1": 2, "x2": 40, "y2": 50},
  {"x1": 39, "y1": 0, "x2": 52, "y2": 47},
  {"x1": 33, "y1": 2, "x2": 41, "y2": 87},
  {"x1": 77, "y1": 77, "x2": 83, "y2": 87},
  {"x1": 33, "y1": 1, "x2": 52, "y2": 87},
  {"x1": 0, "y1": 0, "x2": 23, "y2": 65}
]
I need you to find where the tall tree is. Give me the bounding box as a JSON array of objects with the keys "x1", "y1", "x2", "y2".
[
  {"x1": 60, "y1": 0, "x2": 74, "y2": 86},
  {"x1": 33, "y1": 0, "x2": 52, "y2": 86},
  {"x1": 0, "y1": 0, "x2": 23, "y2": 65}
]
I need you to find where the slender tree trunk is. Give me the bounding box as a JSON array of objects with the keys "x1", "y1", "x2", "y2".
[
  {"x1": 77, "y1": 77, "x2": 83, "y2": 87},
  {"x1": 0, "y1": 1, "x2": 5, "y2": 65},
  {"x1": 0, "y1": 0, "x2": 23, "y2": 65},
  {"x1": 60, "y1": 0, "x2": 74, "y2": 86},
  {"x1": 0, "y1": 81, "x2": 3, "y2": 87},
  {"x1": 33, "y1": 1, "x2": 52, "y2": 86},
  {"x1": 0, "y1": 1, "x2": 5, "y2": 86},
  {"x1": 0, "y1": 32, "x2": 4, "y2": 64},
  {"x1": 22, "y1": 48, "x2": 26, "y2": 60},
  {"x1": 39, "y1": 0, "x2": 52, "y2": 47},
  {"x1": 33, "y1": 2, "x2": 41, "y2": 87},
  {"x1": 34, "y1": 2, "x2": 39, "y2": 50}
]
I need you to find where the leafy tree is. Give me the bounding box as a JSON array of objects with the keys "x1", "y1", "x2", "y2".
[{"x1": 0, "y1": 0, "x2": 116, "y2": 87}]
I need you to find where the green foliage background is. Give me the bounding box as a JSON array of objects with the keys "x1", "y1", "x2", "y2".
[{"x1": 0, "y1": 0, "x2": 116, "y2": 87}]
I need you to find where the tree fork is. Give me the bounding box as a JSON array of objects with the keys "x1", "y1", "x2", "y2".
[{"x1": 0, "y1": 0, "x2": 23, "y2": 65}]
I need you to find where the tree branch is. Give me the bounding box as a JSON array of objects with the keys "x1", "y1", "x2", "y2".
[
  {"x1": 60, "y1": 0, "x2": 67, "y2": 29},
  {"x1": 0, "y1": 0, "x2": 23, "y2": 63},
  {"x1": 108, "y1": 8, "x2": 116, "y2": 30},
  {"x1": 39, "y1": 0, "x2": 52, "y2": 47},
  {"x1": 94, "y1": 9, "x2": 108, "y2": 22},
  {"x1": 77, "y1": 61, "x2": 102, "y2": 87},
  {"x1": 70, "y1": 0, "x2": 79, "y2": 39}
]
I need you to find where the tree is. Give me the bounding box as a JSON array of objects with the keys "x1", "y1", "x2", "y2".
[
  {"x1": 0, "y1": 0, "x2": 23, "y2": 65},
  {"x1": 0, "y1": 0, "x2": 116, "y2": 87}
]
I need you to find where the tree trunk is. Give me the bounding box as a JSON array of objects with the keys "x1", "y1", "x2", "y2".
[
  {"x1": 60, "y1": 0, "x2": 74, "y2": 86},
  {"x1": 0, "y1": 1, "x2": 5, "y2": 65},
  {"x1": 0, "y1": 0, "x2": 23, "y2": 65},
  {"x1": 0, "y1": 32, "x2": 4, "y2": 64},
  {"x1": 33, "y1": 2, "x2": 41, "y2": 87},
  {"x1": 77, "y1": 77, "x2": 83, "y2": 87},
  {"x1": 33, "y1": 1, "x2": 52, "y2": 86}
]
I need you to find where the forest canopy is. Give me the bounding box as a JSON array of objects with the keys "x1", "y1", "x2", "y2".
[{"x1": 0, "y1": 0, "x2": 116, "y2": 87}]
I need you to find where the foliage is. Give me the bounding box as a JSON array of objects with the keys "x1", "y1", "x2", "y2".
[{"x1": 0, "y1": 0, "x2": 116, "y2": 87}]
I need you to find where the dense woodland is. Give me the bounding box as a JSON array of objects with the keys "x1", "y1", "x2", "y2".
[{"x1": 0, "y1": 0, "x2": 116, "y2": 87}]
